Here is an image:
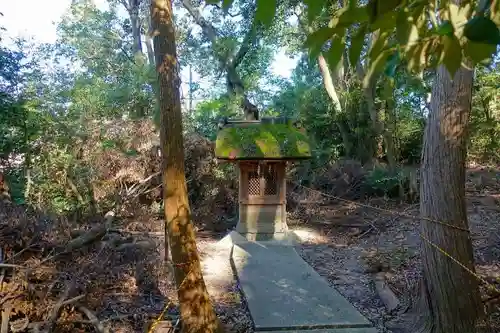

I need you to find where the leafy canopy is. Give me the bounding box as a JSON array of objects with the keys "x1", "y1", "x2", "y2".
[{"x1": 209, "y1": 0, "x2": 500, "y2": 84}]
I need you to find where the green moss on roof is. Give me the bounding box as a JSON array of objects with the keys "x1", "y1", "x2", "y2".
[{"x1": 215, "y1": 123, "x2": 312, "y2": 160}]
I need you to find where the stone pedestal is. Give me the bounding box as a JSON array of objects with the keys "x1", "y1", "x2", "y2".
[{"x1": 237, "y1": 161, "x2": 287, "y2": 241}]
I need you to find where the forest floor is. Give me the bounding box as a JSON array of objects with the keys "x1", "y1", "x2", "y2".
[
  {"x1": 0, "y1": 168, "x2": 499, "y2": 332},
  {"x1": 195, "y1": 167, "x2": 500, "y2": 333}
]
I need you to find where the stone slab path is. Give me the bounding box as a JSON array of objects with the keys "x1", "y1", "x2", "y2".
[
  {"x1": 259, "y1": 328, "x2": 378, "y2": 333},
  {"x1": 230, "y1": 241, "x2": 377, "y2": 332}
]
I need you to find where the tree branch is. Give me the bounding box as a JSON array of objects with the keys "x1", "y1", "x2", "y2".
[
  {"x1": 181, "y1": 0, "x2": 220, "y2": 52},
  {"x1": 182, "y1": 0, "x2": 259, "y2": 119},
  {"x1": 230, "y1": 25, "x2": 259, "y2": 68},
  {"x1": 118, "y1": 0, "x2": 130, "y2": 11}
]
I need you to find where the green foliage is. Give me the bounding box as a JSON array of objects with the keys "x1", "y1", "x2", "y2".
[
  {"x1": 255, "y1": 0, "x2": 277, "y2": 25},
  {"x1": 252, "y1": 0, "x2": 500, "y2": 82},
  {"x1": 469, "y1": 63, "x2": 500, "y2": 163},
  {"x1": 0, "y1": 0, "x2": 498, "y2": 219},
  {"x1": 365, "y1": 165, "x2": 401, "y2": 196},
  {"x1": 3, "y1": 168, "x2": 26, "y2": 204},
  {"x1": 364, "y1": 164, "x2": 418, "y2": 201},
  {"x1": 28, "y1": 145, "x2": 92, "y2": 214},
  {"x1": 271, "y1": 59, "x2": 344, "y2": 165},
  {"x1": 58, "y1": 0, "x2": 155, "y2": 119},
  {"x1": 464, "y1": 16, "x2": 500, "y2": 45},
  {"x1": 187, "y1": 96, "x2": 241, "y2": 140}
]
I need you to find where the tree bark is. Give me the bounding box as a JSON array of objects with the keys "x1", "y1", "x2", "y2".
[
  {"x1": 317, "y1": 54, "x2": 342, "y2": 112},
  {"x1": 150, "y1": 1, "x2": 223, "y2": 332},
  {"x1": 415, "y1": 64, "x2": 482, "y2": 333}
]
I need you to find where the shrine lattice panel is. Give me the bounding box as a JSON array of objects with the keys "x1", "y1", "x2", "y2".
[{"x1": 245, "y1": 164, "x2": 278, "y2": 197}]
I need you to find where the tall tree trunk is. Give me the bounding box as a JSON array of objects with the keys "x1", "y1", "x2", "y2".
[
  {"x1": 357, "y1": 31, "x2": 384, "y2": 162},
  {"x1": 150, "y1": 1, "x2": 223, "y2": 332},
  {"x1": 188, "y1": 65, "x2": 193, "y2": 113},
  {"x1": 415, "y1": 64, "x2": 482, "y2": 333},
  {"x1": 316, "y1": 54, "x2": 356, "y2": 157}
]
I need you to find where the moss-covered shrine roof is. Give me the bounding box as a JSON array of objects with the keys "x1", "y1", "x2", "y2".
[{"x1": 215, "y1": 121, "x2": 312, "y2": 160}]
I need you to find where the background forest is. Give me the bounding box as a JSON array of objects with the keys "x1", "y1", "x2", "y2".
[
  {"x1": 1, "y1": 0, "x2": 498, "y2": 214},
  {"x1": 0, "y1": 0, "x2": 499, "y2": 332}
]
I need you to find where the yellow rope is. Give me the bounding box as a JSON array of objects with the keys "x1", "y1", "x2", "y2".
[
  {"x1": 293, "y1": 182, "x2": 470, "y2": 232},
  {"x1": 148, "y1": 300, "x2": 174, "y2": 333},
  {"x1": 148, "y1": 263, "x2": 195, "y2": 332},
  {"x1": 293, "y1": 182, "x2": 500, "y2": 295},
  {"x1": 418, "y1": 233, "x2": 500, "y2": 295},
  {"x1": 149, "y1": 182, "x2": 499, "y2": 331}
]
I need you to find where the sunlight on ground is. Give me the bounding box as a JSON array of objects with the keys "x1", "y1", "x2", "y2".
[
  {"x1": 202, "y1": 252, "x2": 231, "y2": 278},
  {"x1": 292, "y1": 227, "x2": 329, "y2": 244},
  {"x1": 476, "y1": 264, "x2": 500, "y2": 279}
]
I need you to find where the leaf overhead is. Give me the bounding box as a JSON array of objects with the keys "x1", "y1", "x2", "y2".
[
  {"x1": 463, "y1": 40, "x2": 498, "y2": 64},
  {"x1": 217, "y1": 0, "x2": 500, "y2": 82},
  {"x1": 441, "y1": 34, "x2": 463, "y2": 78},
  {"x1": 222, "y1": 0, "x2": 234, "y2": 11},
  {"x1": 436, "y1": 20, "x2": 454, "y2": 36},
  {"x1": 367, "y1": 0, "x2": 403, "y2": 24},
  {"x1": 304, "y1": 0, "x2": 326, "y2": 23},
  {"x1": 255, "y1": 0, "x2": 277, "y2": 25},
  {"x1": 363, "y1": 49, "x2": 393, "y2": 88},
  {"x1": 384, "y1": 50, "x2": 400, "y2": 78},
  {"x1": 464, "y1": 16, "x2": 500, "y2": 45},
  {"x1": 305, "y1": 26, "x2": 337, "y2": 60},
  {"x1": 325, "y1": 36, "x2": 344, "y2": 70},
  {"x1": 348, "y1": 25, "x2": 367, "y2": 67}
]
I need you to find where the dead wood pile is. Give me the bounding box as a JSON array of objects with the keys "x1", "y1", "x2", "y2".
[
  {"x1": 78, "y1": 119, "x2": 237, "y2": 231},
  {"x1": 0, "y1": 201, "x2": 174, "y2": 333}
]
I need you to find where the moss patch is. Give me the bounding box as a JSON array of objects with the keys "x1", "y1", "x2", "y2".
[{"x1": 215, "y1": 123, "x2": 312, "y2": 160}]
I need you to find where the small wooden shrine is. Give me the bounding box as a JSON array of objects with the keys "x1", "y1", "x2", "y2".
[{"x1": 215, "y1": 117, "x2": 311, "y2": 241}]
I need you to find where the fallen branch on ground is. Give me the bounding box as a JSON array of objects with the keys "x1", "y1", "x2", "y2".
[
  {"x1": 78, "y1": 306, "x2": 109, "y2": 333},
  {"x1": 44, "y1": 282, "x2": 74, "y2": 333},
  {"x1": 373, "y1": 271, "x2": 400, "y2": 313},
  {"x1": 1, "y1": 303, "x2": 12, "y2": 333}
]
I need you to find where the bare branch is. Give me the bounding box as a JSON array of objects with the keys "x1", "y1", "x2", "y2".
[
  {"x1": 118, "y1": 0, "x2": 129, "y2": 11},
  {"x1": 45, "y1": 282, "x2": 74, "y2": 333},
  {"x1": 181, "y1": 0, "x2": 219, "y2": 50},
  {"x1": 78, "y1": 306, "x2": 109, "y2": 333}
]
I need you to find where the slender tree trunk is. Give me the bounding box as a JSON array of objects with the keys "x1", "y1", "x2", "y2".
[
  {"x1": 189, "y1": 65, "x2": 193, "y2": 113},
  {"x1": 415, "y1": 64, "x2": 482, "y2": 333},
  {"x1": 145, "y1": 2, "x2": 156, "y2": 66},
  {"x1": 129, "y1": 0, "x2": 143, "y2": 55},
  {"x1": 150, "y1": 1, "x2": 223, "y2": 332},
  {"x1": 317, "y1": 54, "x2": 342, "y2": 111},
  {"x1": 22, "y1": 107, "x2": 32, "y2": 199},
  {"x1": 383, "y1": 81, "x2": 397, "y2": 171},
  {"x1": 145, "y1": 32, "x2": 155, "y2": 66}
]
